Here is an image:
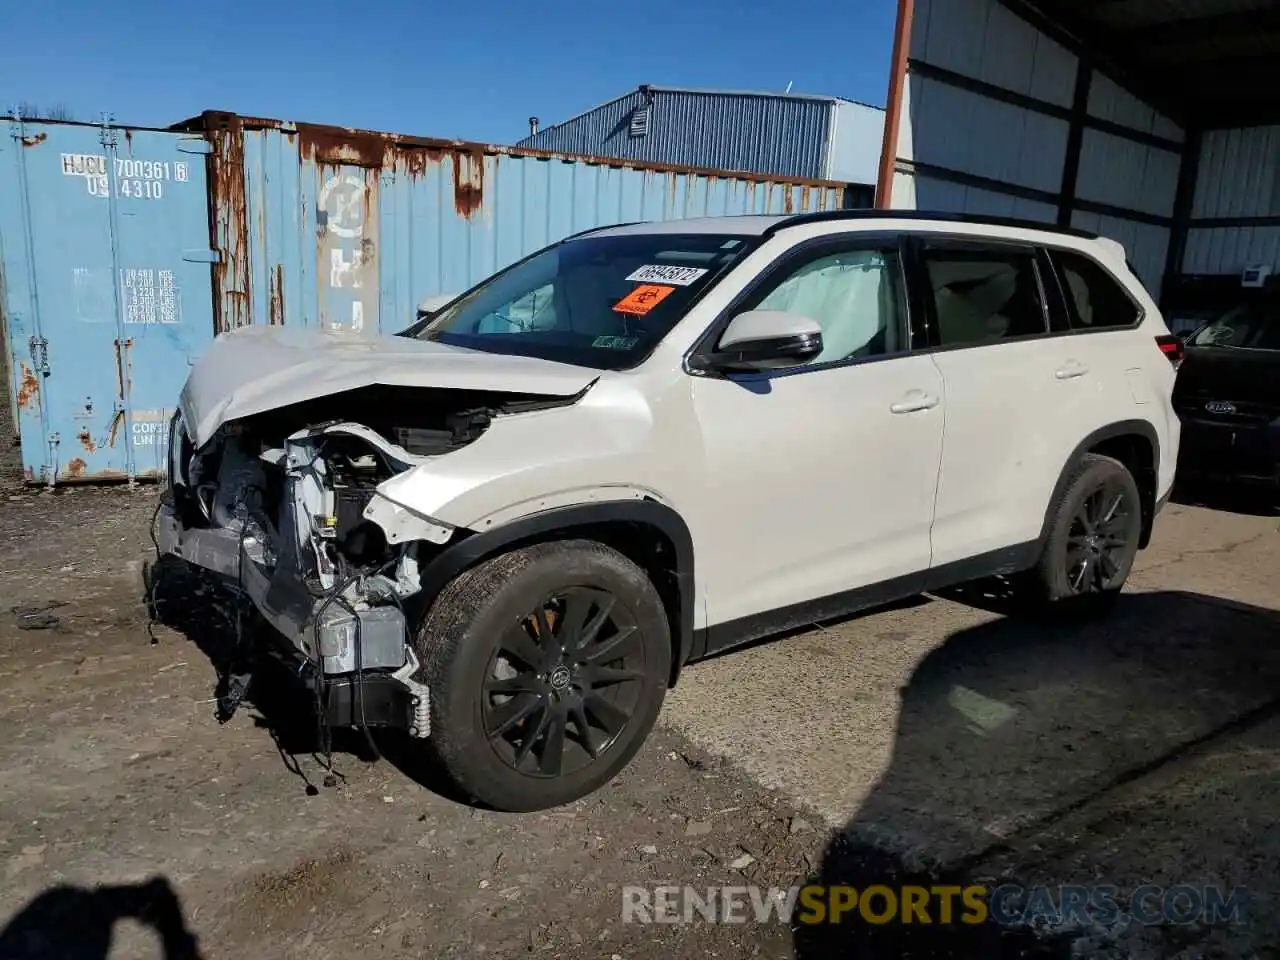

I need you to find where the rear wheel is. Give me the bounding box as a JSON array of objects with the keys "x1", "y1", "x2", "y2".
[
  {"x1": 1024, "y1": 453, "x2": 1143, "y2": 614},
  {"x1": 413, "y1": 540, "x2": 671, "y2": 811}
]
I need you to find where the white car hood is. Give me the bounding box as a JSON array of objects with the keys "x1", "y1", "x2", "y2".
[{"x1": 179, "y1": 325, "x2": 599, "y2": 448}]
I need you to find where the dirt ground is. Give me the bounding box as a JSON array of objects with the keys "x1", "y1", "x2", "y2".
[{"x1": 0, "y1": 479, "x2": 1276, "y2": 959}]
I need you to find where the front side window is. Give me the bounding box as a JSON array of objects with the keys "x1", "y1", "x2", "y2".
[
  {"x1": 405, "y1": 233, "x2": 753, "y2": 369},
  {"x1": 1191, "y1": 299, "x2": 1280, "y2": 351},
  {"x1": 739, "y1": 247, "x2": 904, "y2": 364},
  {"x1": 1051, "y1": 249, "x2": 1141, "y2": 330},
  {"x1": 923, "y1": 246, "x2": 1049, "y2": 348}
]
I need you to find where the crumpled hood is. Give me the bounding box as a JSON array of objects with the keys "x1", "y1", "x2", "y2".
[{"x1": 178, "y1": 325, "x2": 599, "y2": 448}]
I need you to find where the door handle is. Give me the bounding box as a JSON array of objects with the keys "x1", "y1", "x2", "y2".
[
  {"x1": 890, "y1": 390, "x2": 940, "y2": 414},
  {"x1": 1055, "y1": 360, "x2": 1088, "y2": 380}
]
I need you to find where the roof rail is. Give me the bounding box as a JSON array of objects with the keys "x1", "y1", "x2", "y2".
[{"x1": 764, "y1": 209, "x2": 1101, "y2": 241}]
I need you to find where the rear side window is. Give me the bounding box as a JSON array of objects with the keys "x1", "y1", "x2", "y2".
[
  {"x1": 1050, "y1": 250, "x2": 1141, "y2": 330},
  {"x1": 922, "y1": 246, "x2": 1049, "y2": 348}
]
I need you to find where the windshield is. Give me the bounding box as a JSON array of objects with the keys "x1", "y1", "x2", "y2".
[
  {"x1": 1190, "y1": 299, "x2": 1280, "y2": 350},
  {"x1": 403, "y1": 232, "x2": 754, "y2": 369}
]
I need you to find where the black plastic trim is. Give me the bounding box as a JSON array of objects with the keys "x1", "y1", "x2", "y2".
[
  {"x1": 693, "y1": 541, "x2": 1040, "y2": 661},
  {"x1": 412, "y1": 499, "x2": 697, "y2": 683},
  {"x1": 1037, "y1": 419, "x2": 1162, "y2": 549}
]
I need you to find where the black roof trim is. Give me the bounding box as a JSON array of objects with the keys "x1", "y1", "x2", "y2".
[{"x1": 765, "y1": 209, "x2": 1101, "y2": 241}]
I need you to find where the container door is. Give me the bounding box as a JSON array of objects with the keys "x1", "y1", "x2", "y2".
[{"x1": 0, "y1": 120, "x2": 216, "y2": 482}]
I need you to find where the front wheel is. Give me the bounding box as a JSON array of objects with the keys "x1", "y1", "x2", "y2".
[
  {"x1": 1023, "y1": 453, "x2": 1143, "y2": 613},
  {"x1": 413, "y1": 540, "x2": 671, "y2": 812}
]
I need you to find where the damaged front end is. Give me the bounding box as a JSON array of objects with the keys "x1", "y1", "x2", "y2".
[{"x1": 154, "y1": 384, "x2": 575, "y2": 737}]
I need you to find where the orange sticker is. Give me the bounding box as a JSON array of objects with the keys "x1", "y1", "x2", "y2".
[{"x1": 613, "y1": 284, "x2": 675, "y2": 316}]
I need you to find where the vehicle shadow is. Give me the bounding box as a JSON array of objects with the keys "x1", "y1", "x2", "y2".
[
  {"x1": 792, "y1": 590, "x2": 1280, "y2": 958},
  {"x1": 142, "y1": 554, "x2": 473, "y2": 803},
  {"x1": 143, "y1": 555, "x2": 378, "y2": 790},
  {"x1": 0, "y1": 876, "x2": 203, "y2": 959},
  {"x1": 1171, "y1": 478, "x2": 1279, "y2": 517}
]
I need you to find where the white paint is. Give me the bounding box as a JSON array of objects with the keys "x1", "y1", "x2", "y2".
[
  {"x1": 121, "y1": 268, "x2": 179, "y2": 324},
  {"x1": 330, "y1": 248, "x2": 364, "y2": 288},
  {"x1": 351, "y1": 301, "x2": 364, "y2": 332},
  {"x1": 318, "y1": 174, "x2": 367, "y2": 239},
  {"x1": 62, "y1": 153, "x2": 185, "y2": 200}
]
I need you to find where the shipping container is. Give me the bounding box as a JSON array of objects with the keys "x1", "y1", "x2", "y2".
[{"x1": 0, "y1": 111, "x2": 849, "y2": 485}]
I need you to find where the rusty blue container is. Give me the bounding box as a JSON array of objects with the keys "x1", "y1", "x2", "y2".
[{"x1": 1, "y1": 110, "x2": 852, "y2": 484}]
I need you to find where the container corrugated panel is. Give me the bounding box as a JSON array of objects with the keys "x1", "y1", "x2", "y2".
[
  {"x1": 1183, "y1": 228, "x2": 1280, "y2": 276},
  {"x1": 196, "y1": 113, "x2": 846, "y2": 334},
  {"x1": 0, "y1": 118, "x2": 217, "y2": 484},
  {"x1": 1086, "y1": 72, "x2": 1184, "y2": 144},
  {"x1": 520, "y1": 89, "x2": 836, "y2": 182}
]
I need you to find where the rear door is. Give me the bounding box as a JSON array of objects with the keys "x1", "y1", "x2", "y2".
[{"x1": 915, "y1": 235, "x2": 1097, "y2": 567}]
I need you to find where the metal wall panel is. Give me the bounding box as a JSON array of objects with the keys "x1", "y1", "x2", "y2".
[
  {"x1": 910, "y1": 0, "x2": 1077, "y2": 106},
  {"x1": 1192, "y1": 125, "x2": 1280, "y2": 219},
  {"x1": 1183, "y1": 227, "x2": 1280, "y2": 275},
  {"x1": 0, "y1": 119, "x2": 216, "y2": 484},
  {"x1": 1086, "y1": 72, "x2": 1184, "y2": 144},
  {"x1": 899, "y1": 74, "x2": 1069, "y2": 193},
  {"x1": 1071, "y1": 210, "x2": 1169, "y2": 295},
  {"x1": 1075, "y1": 129, "x2": 1179, "y2": 217},
  {"x1": 892, "y1": 171, "x2": 1057, "y2": 223},
  {"x1": 203, "y1": 118, "x2": 845, "y2": 336},
  {"x1": 520, "y1": 89, "x2": 838, "y2": 182}
]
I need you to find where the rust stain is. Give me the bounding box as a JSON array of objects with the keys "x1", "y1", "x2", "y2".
[
  {"x1": 124, "y1": 129, "x2": 134, "y2": 152},
  {"x1": 784, "y1": 190, "x2": 794, "y2": 214},
  {"x1": 20, "y1": 132, "x2": 47, "y2": 148},
  {"x1": 298, "y1": 125, "x2": 394, "y2": 168},
  {"x1": 203, "y1": 113, "x2": 251, "y2": 332},
  {"x1": 23, "y1": 466, "x2": 35, "y2": 484},
  {"x1": 107, "y1": 410, "x2": 124, "y2": 448},
  {"x1": 16, "y1": 363, "x2": 39, "y2": 411},
  {"x1": 800, "y1": 185, "x2": 811, "y2": 211},
  {"x1": 269, "y1": 264, "x2": 285, "y2": 325},
  {"x1": 77, "y1": 430, "x2": 97, "y2": 454},
  {"x1": 452, "y1": 151, "x2": 485, "y2": 218},
  {"x1": 113, "y1": 338, "x2": 134, "y2": 404},
  {"x1": 66, "y1": 458, "x2": 87, "y2": 479}
]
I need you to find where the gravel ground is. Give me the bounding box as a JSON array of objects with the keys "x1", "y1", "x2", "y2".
[{"x1": 0, "y1": 479, "x2": 1276, "y2": 959}]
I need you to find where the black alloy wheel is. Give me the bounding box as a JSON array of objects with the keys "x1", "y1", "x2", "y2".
[{"x1": 482, "y1": 587, "x2": 645, "y2": 778}]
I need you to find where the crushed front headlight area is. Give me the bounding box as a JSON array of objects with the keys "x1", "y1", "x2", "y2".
[{"x1": 153, "y1": 407, "x2": 468, "y2": 742}]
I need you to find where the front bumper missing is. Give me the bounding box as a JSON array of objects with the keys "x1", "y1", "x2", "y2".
[{"x1": 154, "y1": 504, "x2": 430, "y2": 736}]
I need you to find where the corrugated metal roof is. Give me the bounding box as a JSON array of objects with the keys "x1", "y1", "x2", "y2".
[{"x1": 519, "y1": 85, "x2": 884, "y2": 184}]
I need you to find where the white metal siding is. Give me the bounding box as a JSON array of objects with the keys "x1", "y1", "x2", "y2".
[
  {"x1": 910, "y1": 0, "x2": 1076, "y2": 105},
  {"x1": 889, "y1": 0, "x2": 1185, "y2": 299},
  {"x1": 1076, "y1": 129, "x2": 1179, "y2": 217},
  {"x1": 1087, "y1": 72, "x2": 1184, "y2": 144},
  {"x1": 1183, "y1": 126, "x2": 1280, "y2": 275}
]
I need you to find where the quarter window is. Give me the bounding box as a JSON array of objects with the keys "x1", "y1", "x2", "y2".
[
  {"x1": 746, "y1": 247, "x2": 904, "y2": 364},
  {"x1": 923, "y1": 247, "x2": 1049, "y2": 348},
  {"x1": 1051, "y1": 250, "x2": 1141, "y2": 330}
]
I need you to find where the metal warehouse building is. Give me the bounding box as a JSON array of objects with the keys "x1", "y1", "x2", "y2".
[
  {"x1": 518, "y1": 84, "x2": 885, "y2": 196},
  {"x1": 878, "y1": 0, "x2": 1280, "y2": 313}
]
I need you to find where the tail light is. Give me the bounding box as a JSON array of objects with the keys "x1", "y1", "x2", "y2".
[{"x1": 1155, "y1": 334, "x2": 1185, "y2": 370}]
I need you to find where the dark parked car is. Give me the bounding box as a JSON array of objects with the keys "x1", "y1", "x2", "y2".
[{"x1": 1173, "y1": 292, "x2": 1280, "y2": 497}]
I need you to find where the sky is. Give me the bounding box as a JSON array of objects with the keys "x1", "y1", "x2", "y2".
[{"x1": 1, "y1": 0, "x2": 897, "y2": 144}]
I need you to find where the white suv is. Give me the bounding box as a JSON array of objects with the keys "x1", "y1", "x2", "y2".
[{"x1": 156, "y1": 211, "x2": 1182, "y2": 811}]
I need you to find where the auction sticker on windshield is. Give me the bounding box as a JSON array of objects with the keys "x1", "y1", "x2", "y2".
[
  {"x1": 613, "y1": 284, "x2": 675, "y2": 315},
  {"x1": 625, "y1": 264, "x2": 709, "y2": 286}
]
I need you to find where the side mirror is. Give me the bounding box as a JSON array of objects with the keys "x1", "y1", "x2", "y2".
[{"x1": 691, "y1": 310, "x2": 824, "y2": 373}]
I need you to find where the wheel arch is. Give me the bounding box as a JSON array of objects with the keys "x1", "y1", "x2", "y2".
[
  {"x1": 411, "y1": 499, "x2": 696, "y2": 687},
  {"x1": 1038, "y1": 420, "x2": 1161, "y2": 552}
]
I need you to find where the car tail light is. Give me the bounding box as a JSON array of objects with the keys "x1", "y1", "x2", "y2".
[{"x1": 1155, "y1": 334, "x2": 1185, "y2": 370}]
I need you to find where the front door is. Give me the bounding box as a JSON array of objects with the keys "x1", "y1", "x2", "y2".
[{"x1": 690, "y1": 235, "x2": 945, "y2": 635}]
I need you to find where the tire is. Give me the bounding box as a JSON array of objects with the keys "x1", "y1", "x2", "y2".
[
  {"x1": 413, "y1": 539, "x2": 671, "y2": 812},
  {"x1": 1023, "y1": 453, "x2": 1143, "y2": 614}
]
